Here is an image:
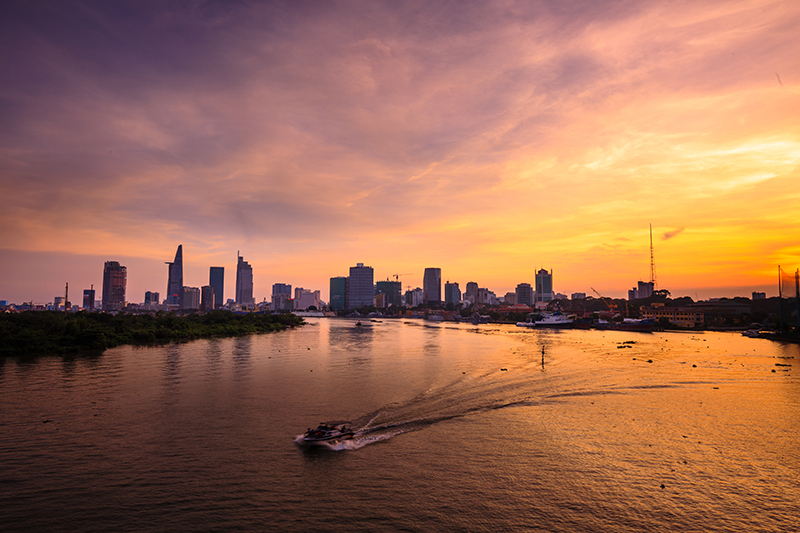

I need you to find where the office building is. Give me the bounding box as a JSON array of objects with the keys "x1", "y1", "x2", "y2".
[
  {"x1": 209, "y1": 267, "x2": 224, "y2": 309},
  {"x1": 376, "y1": 280, "x2": 402, "y2": 307},
  {"x1": 200, "y1": 285, "x2": 214, "y2": 311},
  {"x1": 535, "y1": 269, "x2": 553, "y2": 303},
  {"x1": 423, "y1": 267, "x2": 442, "y2": 305},
  {"x1": 181, "y1": 286, "x2": 201, "y2": 310},
  {"x1": 102, "y1": 261, "x2": 127, "y2": 312},
  {"x1": 465, "y1": 282, "x2": 478, "y2": 304},
  {"x1": 272, "y1": 283, "x2": 292, "y2": 296},
  {"x1": 348, "y1": 263, "x2": 374, "y2": 308},
  {"x1": 235, "y1": 252, "x2": 254, "y2": 306},
  {"x1": 628, "y1": 281, "x2": 654, "y2": 300},
  {"x1": 444, "y1": 281, "x2": 461, "y2": 306},
  {"x1": 405, "y1": 287, "x2": 424, "y2": 307},
  {"x1": 144, "y1": 291, "x2": 160, "y2": 305},
  {"x1": 516, "y1": 283, "x2": 534, "y2": 306},
  {"x1": 571, "y1": 292, "x2": 586, "y2": 300},
  {"x1": 294, "y1": 288, "x2": 320, "y2": 310},
  {"x1": 166, "y1": 245, "x2": 183, "y2": 308},
  {"x1": 83, "y1": 288, "x2": 95, "y2": 311},
  {"x1": 752, "y1": 292, "x2": 766, "y2": 300},
  {"x1": 329, "y1": 276, "x2": 348, "y2": 311},
  {"x1": 503, "y1": 292, "x2": 517, "y2": 305}
]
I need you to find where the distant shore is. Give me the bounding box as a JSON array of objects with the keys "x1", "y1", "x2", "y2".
[{"x1": 0, "y1": 310, "x2": 304, "y2": 357}]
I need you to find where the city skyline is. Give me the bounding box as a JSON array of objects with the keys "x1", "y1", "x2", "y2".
[{"x1": 1, "y1": 1, "x2": 798, "y2": 304}]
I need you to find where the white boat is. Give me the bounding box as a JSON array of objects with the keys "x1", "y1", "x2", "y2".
[
  {"x1": 534, "y1": 312, "x2": 574, "y2": 328},
  {"x1": 516, "y1": 320, "x2": 535, "y2": 328},
  {"x1": 302, "y1": 422, "x2": 355, "y2": 444}
]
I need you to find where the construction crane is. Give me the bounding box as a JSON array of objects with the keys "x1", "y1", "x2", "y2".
[
  {"x1": 590, "y1": 287, "x2": 617, "y2": 313},
  {"x1": 392, "y1": 273, "x2": 412, "y2": 282}
]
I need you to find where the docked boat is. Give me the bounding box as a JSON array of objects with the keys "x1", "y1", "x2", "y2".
[
  {"x1": 516, "y1": 320, "x2": 535, "y2": 328},
  {"x1": 534, "y1": 312, "x2": 574, "y2": 328},
  {"x1": 302, "y1": 422, "x2": 355, "y2": 444},
  {"x1": 596, "y1": 318, "x2": 655, "y2": 332}
]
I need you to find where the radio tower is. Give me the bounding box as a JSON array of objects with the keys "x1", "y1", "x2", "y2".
[{"x1": 649, "y1": 224, "x2": 657, "y2": 288}]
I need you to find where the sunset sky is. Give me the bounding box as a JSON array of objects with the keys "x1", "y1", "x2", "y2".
[{"x1": 1, "y1": 0, "x2": 798, "y2": 305}]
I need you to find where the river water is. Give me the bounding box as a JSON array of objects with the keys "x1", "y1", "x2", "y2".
[{"x1": 2, "y1": 318, "x2": 798, "y2": 532}]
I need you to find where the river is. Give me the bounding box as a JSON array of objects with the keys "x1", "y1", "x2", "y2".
[{"x1": 2, "y1": 318, "x2": 798, "y2": 531}]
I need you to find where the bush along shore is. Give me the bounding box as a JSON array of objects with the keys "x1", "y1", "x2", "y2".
[{"x1": 0, "y1": 310, "x2": 304, "y2": 357}]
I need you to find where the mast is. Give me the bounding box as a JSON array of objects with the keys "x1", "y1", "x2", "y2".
[
  {"x1": 649, "y1": 224, "x2": 657, "y2": 287},
  {"x1": 778, "y1": 265, "x2": 783, "y2": 332}
]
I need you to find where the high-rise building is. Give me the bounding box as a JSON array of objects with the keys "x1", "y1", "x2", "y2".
[
  {"x1": 405, "y1": 287, "x2": 424, "y2": 307},
  {"x1": 348, "y1": 263, "x2": 374, "y2": 308},
  {"x1": 535, "y1": 269, "x2": 553, "y2": 303},
  {"x1": 329, "y1": 276, "x2": 348, "y2": 311},
  {"x1": 376, "y1": 280, "x2": 402, "y2": 307},
  {"x1": 102, "y1": 261, "x2": 127, "y2": 312},
  {"x1": 209, "y1": 267, "x2": 224, "y2": 309},
  {"x1": 200, "y1": 285, "x2": 215, "y2": 311},
  {"x1": 504, "y1": 292, "x2": 517, "y2": 305},
  {"x1": 83, "y1": 288, "x2": 95, "y2": 310},
  {"x1": 444, "y1": 281, "x2": 461, "y2": 306},
  {"x1": 181, "y1": 286, "x2": 201, "y2": 310},
  {"x1": 628, "y1": 281, "x2": 654, "y2": 300},
  {"x1": 516, "y1": 283, "x2": 534, "y2": 306},
  {"x1": 144, "y1": 291, "x2": 160, "y2": 305},
  {"x1": 294, "y1": 288, "x2": 320, "y2": 310},
  {"x1": 465, "y1": 282, "x2": 479, "y2": 304},
  {"x1": 423, "y1": 268, "x2": 442, "y2": 305},
  {"x1": 235, "y1": 252, "x2": 254, "y2": 306},
  {"x1": 272, "y1": 283, "x2": 292, "y2": 296},
  {"x1": 166, "y1": 245, "x2": 183, "y2": 308}
]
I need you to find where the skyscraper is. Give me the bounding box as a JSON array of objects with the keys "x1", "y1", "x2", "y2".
[
  {"x1": 83, "y1": 288, "x2": 95, "y2": 311},
  {"x1": 102, "y1": 261, "x2": 126, "y2": 311},
  {"x1": 535, "y1": 268, "x2": 553, "y2": 303},
  {"x1": 423, "y1": 267, "x2": 442, "y2": 305},
  {"x1": 465, "y1": 282, "x2": 478, "y2": 304},
  {"x1": 347, "y1": 263, "x2": 374, "y2": 308},
  {"x1": 376, "y1": 280, "x2": 402, "y2": 307},
  {"x1": 209, "y1": 267, "x2": 224, "y2": 309},
  {"x1": 329, "y1": 276, "x2": 348, "y2": 311},
  {"x1": 515, "y1": 283, "x2": 534, "y2": 306},
  {"x1": 166, "y1": 245, "x2": 183, "y2": 308},
  {"x1": 200, "y1": 285, "x2": 214, "y2": 311},
  {"x1": 444, "y1": 281, "x2": 461, "y2": 306},
  {"x1": 235, "y1": 252, "x2": 254, "y2": 306},
  {"x1": 272, "y1": 283, "x2": 292, "y2": 296}
]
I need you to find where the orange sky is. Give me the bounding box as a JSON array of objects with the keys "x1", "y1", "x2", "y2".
[{"x1": 1, "y1": 0, "x2": 798, "y2": 304}]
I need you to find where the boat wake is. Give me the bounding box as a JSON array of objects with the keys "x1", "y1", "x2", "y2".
[{"x1": 297, "y1": 370, "x2": 549, "y2": 451}]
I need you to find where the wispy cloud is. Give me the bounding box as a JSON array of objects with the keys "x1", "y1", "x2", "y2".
[{"x1": 1, "y1": 0, "x2": 799, "y2": 302}]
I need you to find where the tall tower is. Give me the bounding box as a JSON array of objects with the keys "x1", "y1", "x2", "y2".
[
  {"x1": 235, "y1": 252, "x2": 254, "y2": 306},
  {"x1": 166, "y1": 245, "x2": 183, "y2": 307},
  {"x1": 209, "y1": 267, "x2": 224, "y2": 309},
  {"x1": 347, "y1": 263, "x2": 374, "y2": 308},
  {"x1": 423, "y1": 267, "x2": 442, "y2": 305},
  {"x1": 102, "y1": 261, "x2": 127, "y2": 312},
  {"x1": 535, "y1": 269, "x2": 553, "y2": 303}
]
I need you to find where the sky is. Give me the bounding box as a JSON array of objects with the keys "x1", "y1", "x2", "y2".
[{"x1": 1, "y1": 0, "x2": 799, "y2": 305}]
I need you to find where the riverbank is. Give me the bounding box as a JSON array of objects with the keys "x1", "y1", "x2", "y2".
[{"x1": 0, "y1": 310, "x2": 304, "y2": 357}]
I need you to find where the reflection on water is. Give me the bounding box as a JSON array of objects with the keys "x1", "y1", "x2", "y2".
[
  {"x1": 232, "y1": 336, "x2": 252, "y2": 381},
  {"x1": 1, "y1": 320, "x2": 798, "y2": 532}
]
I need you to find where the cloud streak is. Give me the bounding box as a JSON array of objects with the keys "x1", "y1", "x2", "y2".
[{"x1": 1, "y1": 0, "x2": 799, "y2": 302}]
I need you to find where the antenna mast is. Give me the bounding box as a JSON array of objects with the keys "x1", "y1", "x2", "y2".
[{"x1": 649, "y1": 224, "x2": 657, "y2": 287}]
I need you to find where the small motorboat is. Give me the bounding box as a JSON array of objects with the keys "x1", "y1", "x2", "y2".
[{"x1": 302, "y1": 422, "x2": 355, "y2": 444}]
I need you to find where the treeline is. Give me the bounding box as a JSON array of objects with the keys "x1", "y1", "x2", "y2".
[{"x1": 0, "y1": 310, "x2": 304, "y2": 357}]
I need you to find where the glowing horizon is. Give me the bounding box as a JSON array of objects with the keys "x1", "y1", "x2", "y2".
[{"x1": 1, "y1": 1, "x2": 798, "y2": 304}]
